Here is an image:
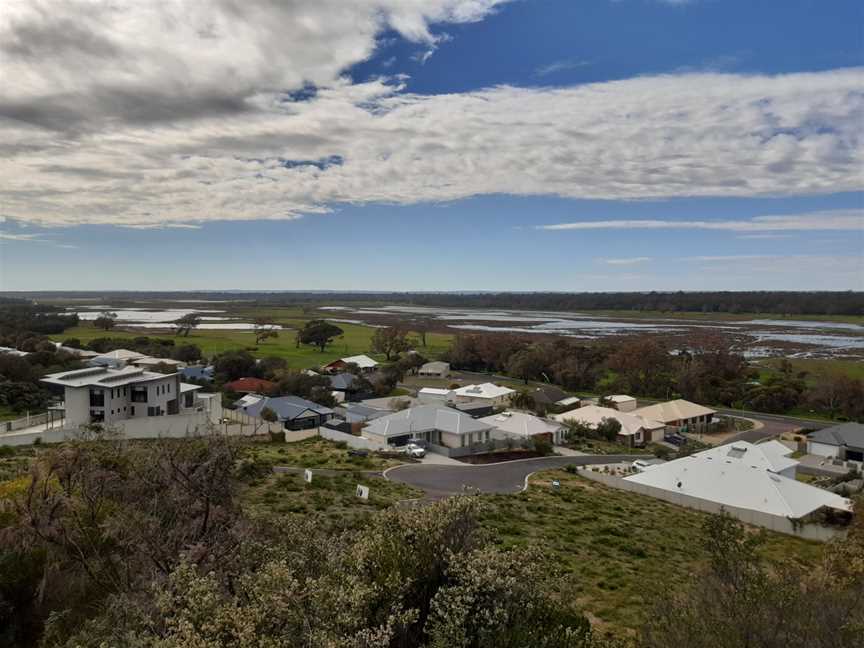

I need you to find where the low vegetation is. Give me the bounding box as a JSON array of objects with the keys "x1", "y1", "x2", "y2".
[{"x1": 479, "y1": 469, "x2": 826, "y2": 635}]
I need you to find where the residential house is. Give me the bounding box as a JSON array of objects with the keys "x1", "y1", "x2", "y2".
[
  {"x1": 418, "y1": 387, "x2": 455, "y2": 403},
  {"x1": 529, "y1": 385, "x2": 570, "y2": 409},
  {"x1": 133, "y1": 357, "x2": 187, "y2": 371},
  {"x1": 323, "y1": 354, "x2": 379, "y2": 374},
  {"x1": 552, "y1": 404, "x2": 666, "y2": 446},
  {"x1": 556, "y1": 396, "x2": 581, "y2": 411},
  {"x1": 334, "y1": 402, "x2": 389, "y2": 425},
  {"x1": 223, "y1": 377, "x2": 277, "y2": 394},
  {"x1": 41, "y1": 365, "x2": 206, "y2": 428},
  {"x1": 235, "y1": 393, "x2": 264, "y2": 408},
  {"x1": 634, "y1": 399, "x2": 716, "y2": 433},
  {"x1": 88, "y1": 349, "x2": 148, "y2": 367},
  {"x1": 478, "y1": 411, "x2": 566, "y2": 445},
  {"x1": 181, "y1": 365, "x2": 215, "y2": 382},
  {"x1": 453, "y1": 383, "x2": 516, "y2": 407},
  {"x1": 807, "y1": 423, "x2": 864, "y2": 465},
  {"x1": 452, "y1": 401, "x2": 495, "y2": 417},
  {"x1": 605, "y1": 394, "x2": 637, "y2": 412},
  {"x1": 624, "y1": 442, "x2": 850, "y2": 522},
  {"x1": 241, "y1": 395, "x2": 333, "y2": 430},
  {"x1": 418, "y1": 361, "x2": 450, "y2": 378},
  {"x1": 328, "y1": 372, "x2": 371, "y2": 402},
  {"x1": 363, "y1": 403, "x2": 494, "y2": 453}
]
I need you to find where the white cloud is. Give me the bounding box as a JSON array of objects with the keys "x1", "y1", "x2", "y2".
[
  {"x1": 538, "y1": 209, "x2": 864, "y2": 232},
  {"x1": 535, "y1": 59, "x2": 591, "y2": 76},
  {"x1": 0, "y1": 1, "x2": 862, "y2": 229},
  {"x1": 603, "y1": 257, "x2": 653, "y2": 265},
  {"x1": 0, "y1": 232, "x2": 44, "y2": 241}
]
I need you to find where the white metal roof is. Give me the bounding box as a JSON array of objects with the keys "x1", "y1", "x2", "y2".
[
  {"x1": 93, "y1": 349, "x2": 148, "y2": 361},
  {"x1": 134, "y1": 357, "x2": 186, "y2": 367},
  {"x1": 420, "y1": 361, "x2": 450, "y2": 371},
  {"x1": 453, "y1": 382, "x2": 516, "y2": 400},
  {"x1": 608, "y1": 394, "x2": 636, "y2": 403},
  {"x1": 419, "y1": 387, "x2": 454, "y2": 396},
  {"x1": 41, "y1": 365, "x2": 176, "y2": 389},
  {"x1": 478, "y1": 411, "x2": 563, "y2": 438},
  {"x1": 552, "y1": 405, "x2": 664, "y2": 437},
  {"x1": 236, "y1": 394, "x2": 264, "y2": 408},
  {"x1": 624, "y1": 442, "x2": 852, "y2": 519},
  {"x1": 634, "y1": 399, "x2": 716, "y2": 423},
  {"x1": 339, "y1": 354, "x2": 378, "y2": 368},
  {"x1": 556, "y1": 396, "x2": 581, "y2": 407}
]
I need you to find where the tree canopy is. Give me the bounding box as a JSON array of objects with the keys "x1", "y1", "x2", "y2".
[{"x1": 297, "y1": 319, "x2": 343, "y2": 352}]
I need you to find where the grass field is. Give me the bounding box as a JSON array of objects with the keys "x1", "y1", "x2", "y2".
[
  {"x1": 755, "y1": 357, "x2": 864, "y2": 382},
  {"x1": 479, "y1": 468, "x2": 823, "y2": 635},
  {"x1": 52, "y1": 318, "x2": 453, "y2": 370}
]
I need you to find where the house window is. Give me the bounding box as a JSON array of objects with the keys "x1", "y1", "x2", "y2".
[
  {"x1": 89, "y1": 410, "x2": 104, "y2": 422},
  {"x1": 131, "y1": 387, "x2": 147, "y2": 403},
  {"x1": 89, "y1": 389, "x2": 105, "y2": 407}
]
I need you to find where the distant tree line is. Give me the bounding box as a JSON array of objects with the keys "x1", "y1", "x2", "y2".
[{"x1": 4, "y1": 291, "x2": 862, "y2": 316}]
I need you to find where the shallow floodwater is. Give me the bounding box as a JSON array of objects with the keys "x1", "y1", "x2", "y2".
[
  {"x1": 319, "y1": 304, "x2": 864, "y2": 359},
  {"x1": 70, "y1": 307, "x2": 272, "y2": 330}
]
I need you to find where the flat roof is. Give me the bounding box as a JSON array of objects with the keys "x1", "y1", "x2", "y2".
[{"x1": 42, "y1": 365, "x2": 177, "y2": 389}]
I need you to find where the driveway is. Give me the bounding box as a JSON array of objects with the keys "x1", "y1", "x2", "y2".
[{"x1": 384, "y1": 454, "x2": 644, "y2": 497}]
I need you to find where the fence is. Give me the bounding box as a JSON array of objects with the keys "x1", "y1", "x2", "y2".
[
  {"x1": 0, "y1": 410, "x2": 219, "y2": 447},
  {"x1": 576, "y1": 467, "x2": 844, "y2": 543},
  {"x1": 2, "y1": 412, "x2": 52, "y2": 433}
]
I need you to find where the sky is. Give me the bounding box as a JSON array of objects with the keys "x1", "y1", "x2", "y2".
[{"x1": 0, "y1": 0, "x2": 862, "y2": 292}]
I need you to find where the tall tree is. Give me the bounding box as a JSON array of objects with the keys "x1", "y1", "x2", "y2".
[
  {"x1": 93, "y1": 311, "x2": 117, "y2": 331},
  {"x1": 253, "y1": 318, "x2": 279, "y2": 345},
  {"x1": 297, "y1": 320, "x2": 343, "y2": 352},
  {"x1": 173, "y1": 313, "x2": 201, "y2": 337},
  {"x1": 370, "y1": 326, "x2": 411, "y2": 361}
]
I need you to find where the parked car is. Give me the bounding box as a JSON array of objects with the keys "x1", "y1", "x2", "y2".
[
  {"x1": 347, "y1": 448, "x2": 369, "y2": 457},
  {"x1": 407, "y1": 438, "x2": 429, "y2": 449},
  {"x1": 632, "y1": 459, "x2": 661, "y2": 473},
  {"x1": 665, "y1": 433, "x2": 686, "y2": 446},
  {"x1": 403, "y1": 443, "x2": 426, "y2": 458}
]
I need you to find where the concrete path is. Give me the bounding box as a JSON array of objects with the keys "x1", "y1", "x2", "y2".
[{"x1": 383, "y1": 454, "x2": 644, "y2": 497}]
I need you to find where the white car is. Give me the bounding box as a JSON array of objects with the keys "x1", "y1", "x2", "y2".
[
  {"x1": 632, "y1": 459, "x2": 658, "y2": 473},
  {"x1": 403, "y1": 443, "x2": 426, "y2": 458}
]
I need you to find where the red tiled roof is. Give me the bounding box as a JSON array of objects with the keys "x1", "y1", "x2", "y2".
[{"x1": 223, "y1": 377, "x2": 276, "y2": 394}]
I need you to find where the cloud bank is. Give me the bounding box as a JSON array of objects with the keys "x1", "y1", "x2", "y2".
[
  {"x1": 1, "y1": 1, "x2": 862, "y2": 229},
  {"x1": 539, "y1": 209, "x2": 864, "y2": 232}
]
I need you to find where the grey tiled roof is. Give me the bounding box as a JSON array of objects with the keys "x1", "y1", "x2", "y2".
[
  {"x1": 243, "y1": 395, "x2": 333, "y2": 421},
  {"x1": 809, "y1": 423, "x2": 864, "y2": 449},
  {"x1": 364, "y1": 404, "x2": 493, "y2": 439}
]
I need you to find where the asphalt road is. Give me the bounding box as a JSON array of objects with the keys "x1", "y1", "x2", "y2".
[{"x1": 384, "y1": 454, "x2": 644, "y2": 497}]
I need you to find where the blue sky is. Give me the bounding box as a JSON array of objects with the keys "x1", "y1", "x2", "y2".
[{"x1": 1, "y1": 0, "x2": 862, "y2": 291}]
